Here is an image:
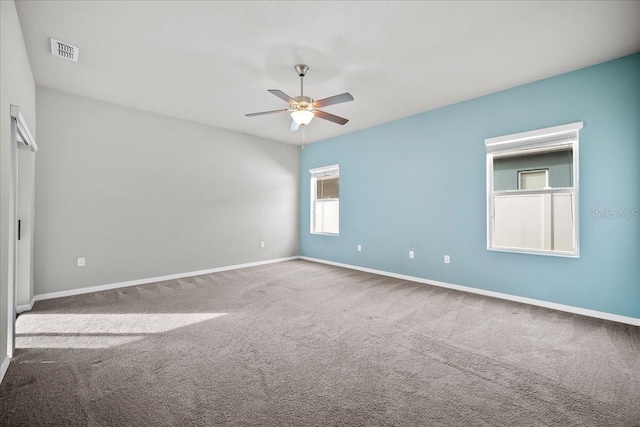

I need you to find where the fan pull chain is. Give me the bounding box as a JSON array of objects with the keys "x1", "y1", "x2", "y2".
[{"x1": 301, "y1": 125, "x2": 306, "y2": 150}]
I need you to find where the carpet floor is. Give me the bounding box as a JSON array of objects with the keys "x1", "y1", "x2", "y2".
[{"x1": 1, "y1": 260, "x2": 639, "y2": 426}]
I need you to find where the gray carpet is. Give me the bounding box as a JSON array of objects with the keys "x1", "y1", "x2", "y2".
[{"x1": 1, "y1": 260, "x2": 639, "y2": 426}]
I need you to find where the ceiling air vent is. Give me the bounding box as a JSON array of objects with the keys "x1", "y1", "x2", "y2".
[{"x1": 50, "y1": 38, "x2": 79, "y2": 62}]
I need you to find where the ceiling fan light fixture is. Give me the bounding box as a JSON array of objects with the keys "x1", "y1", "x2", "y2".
[
  {"x1": 246, "y1": 64, "x2": 353, "y2": 131},
  {"x1": 291, "y1": 109, "x2": 314, "y2": 125}
]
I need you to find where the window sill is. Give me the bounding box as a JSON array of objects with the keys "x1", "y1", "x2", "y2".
[{"x1": 489, "y1": 246, "x2": 579, "y2": 258}]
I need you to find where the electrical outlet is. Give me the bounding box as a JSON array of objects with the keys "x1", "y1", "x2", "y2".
[
  {"x1": 261, "y1": 241, "x2": 265, "y2": 248},
  {"x1": 357, "y1": 244, "x2": 362, "y2": 252},
  {"x1": 444, "y1": 255, "x2": 450, "y2": 264},
  {"x1": 409, "y1": 251, "x2": 414, "y2": 259},
  {"x1": 77, "y1": 257, "x2": 85, "y2": 267}
]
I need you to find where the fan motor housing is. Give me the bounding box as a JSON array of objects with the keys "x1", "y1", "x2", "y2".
[{"x1": 293, "y1": 96, "x2": 313, "y2": 106}]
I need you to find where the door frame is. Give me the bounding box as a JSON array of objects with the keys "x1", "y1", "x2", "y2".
[{"x1": 7, "y1": 105, "x2": 37, "y2": 358}]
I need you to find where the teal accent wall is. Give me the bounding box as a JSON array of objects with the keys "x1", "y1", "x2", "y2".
[{"x1": 300, "y1": 53, "x2": 640, "y2": 319}]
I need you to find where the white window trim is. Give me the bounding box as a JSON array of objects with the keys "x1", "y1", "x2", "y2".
[
  {"x1": 485, "y1": 122, "x2": 582, "y2": 258},
  {"x1": 310, "y1": 164, "x2": 339, "y2": 236},
  {"x1": 310, "y1": 164, "x2": 340, "y2": 177}
]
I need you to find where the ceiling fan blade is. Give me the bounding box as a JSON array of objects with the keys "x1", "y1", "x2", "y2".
[
  {"x1": 313, "y1": 92, "x2": 354, "y2": 108},
  {"x1": 289, "y1": 119, "x2": 300, "y2": 132},
  {"x1": 245, "y1": 109, "x2": 289, "y2": 117},
  {"x1": 315, "y1": 110, "x2": 349, "y2": 125},
  {"x1": 268, "y1": 89, "x2": 297, "y2": 104}
]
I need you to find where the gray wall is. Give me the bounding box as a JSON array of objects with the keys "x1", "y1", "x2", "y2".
[
  {"x1": 493, "y1": 150, "x2": 572, "y2": 191},
  {"x1": 35, "y1": 87, "x2": 299, "y2": 295},
  {"x1": 1, "y1": 0, "x2": 37, "y2": 375}
]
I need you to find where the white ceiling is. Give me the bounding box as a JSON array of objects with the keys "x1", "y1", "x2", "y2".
[{"x1": 15, "y1": 1, "x2": 640, "y2": 145}]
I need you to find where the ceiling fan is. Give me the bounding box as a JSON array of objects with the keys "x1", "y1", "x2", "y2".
[{"x1": 246, "y1": 64, "x2": 354, "y2": 132}]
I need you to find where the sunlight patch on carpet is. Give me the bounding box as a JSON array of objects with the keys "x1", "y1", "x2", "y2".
[{"x1": 15, "y1": 313, "x2": 227, "y2": 349}]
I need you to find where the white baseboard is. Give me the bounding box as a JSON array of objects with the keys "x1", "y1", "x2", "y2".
[
  {"x1": 33, "y1": 256, "x2": 299, "y2": 304},
  {"x1": 1, "y1": 355, "x2": 10, "y2": 385},
  {"x1": 300, "y1": 256, "x2": 640, "y2": 327},
  {"x1": 22, "y1": 255, "x2": 640, "y2": 327},
  {"x1": 16, "y1": 296, "x2": 36, "y2": 314}
]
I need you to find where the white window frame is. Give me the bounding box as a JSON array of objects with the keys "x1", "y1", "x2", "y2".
[
  {"x1": 310, "y1": 164, "x2": 339, "y2": 236},
  {"x1": 485, "y1": 122, "x2": 582, "y2": 258}
]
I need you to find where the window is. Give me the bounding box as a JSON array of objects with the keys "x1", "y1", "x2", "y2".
[
  {"x1": 310, "y1": 164, "x2": 339, "y2": 235},
  {"x1": 518, "y1": 169, "x2": 548, "y2": 190},
  {"x1": 485, "y1": 122, "x2": 582, "y2": 257}
]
